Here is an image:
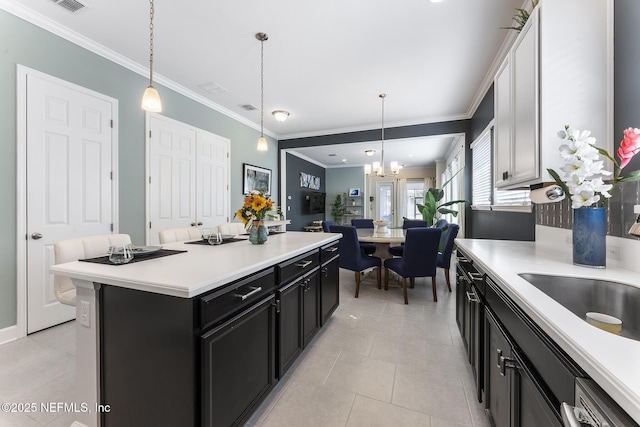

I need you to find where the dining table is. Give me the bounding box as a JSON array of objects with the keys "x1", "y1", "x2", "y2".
[{"x1": 356, "y1": 227, "x2": 405, "y2": 259}]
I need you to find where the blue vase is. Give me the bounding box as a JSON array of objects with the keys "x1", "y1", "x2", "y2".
[
  {"x1": 572, "y1": 207, "x2": 606, "y2": 268},
  {"x1": 249, "y1": 222, "x2": 268, "y2": 245}
]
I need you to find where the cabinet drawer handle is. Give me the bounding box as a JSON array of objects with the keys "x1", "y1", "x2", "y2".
[
  {"x1": 234, "y1": 286, "x2": 262, "y2": 301},
  {"x1": 466, "y1": 291, "x2": 480, "y2": 303},
  {"x1": 499, "y1": 355, "x2": 518, "y2": 376},
  {"x1": 561, "y1": 403, "x2": 590, "y2": 427},
  {"x1": 325, "y1": 247, "x2": 338, "y2": 252},
  {"x1": 295, "y1": 260, "x2": 312, "y2": 268},
  {"x1": 467, "y1": 272, "x2": 483, "y2": 282}
]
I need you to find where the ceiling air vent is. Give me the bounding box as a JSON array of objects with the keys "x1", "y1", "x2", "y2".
[
  {"x1": 50, "y1": 0, "x2": 86, "y2": 13},
  {"x1": 240, "y1": 104, "x2": 257, "y2": 111}
]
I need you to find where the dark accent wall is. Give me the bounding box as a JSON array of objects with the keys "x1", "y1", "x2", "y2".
[
  {"x1": 467, "y1": 84, "x2": 536, "y2": 241},
  {"x1": 614, "y1": 0, "x2": 640, "y2": 172},
  {"x1": 285, "y1": 154, "x2": 326, "y2": 231}
]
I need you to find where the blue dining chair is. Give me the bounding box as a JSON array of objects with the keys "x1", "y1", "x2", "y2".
[
  {"x1": 388, "y1": 218, "x2": 431, "y2": 257},
  {"x1": 330, "y1": 225, "x2": 382, "y2": 298},
  {"x1": 350, "y1": 219, "x2": 376, "y2": 255},
  {"x1": 351, "y1": 218, "x2": 374, "y2": 228},
  {"x1": 383, "y1": 227, "x2": 442, "y2": 304},
  {"x1": 437, "y1": 223, "x2": 459, "y2": 292},
  {"x1": 322, "y1": 220, "x2": 336, "y2": 232}
]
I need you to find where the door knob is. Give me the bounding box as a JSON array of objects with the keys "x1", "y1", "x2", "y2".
[{"x1": 31, "y1": 232, "x2": 43, "y2": 240}]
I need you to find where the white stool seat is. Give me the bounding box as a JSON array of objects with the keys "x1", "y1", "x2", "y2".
[
  {"x1": 217, "y1": 222, "x2": 246, "y2": 236},
  {"x1": 54, "y1": 234, "x2": 132, "y2": 306},
  {"x1": 158, "y1": 227, "x2": 201, "y2": 244}
]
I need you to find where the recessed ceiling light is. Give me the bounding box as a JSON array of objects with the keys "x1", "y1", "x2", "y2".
[{"x1": 430, "y1": 0, "x2": 443, "y2": 3}]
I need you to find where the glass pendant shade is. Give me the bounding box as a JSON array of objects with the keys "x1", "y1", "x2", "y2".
[
  {"x1": 364, "y1": 164, "x2": 372, "y2": 175},
  {"x1": 257, "y1": 135, "x2": 268, "y2": 151},
  {"x1": 141, "y1": 85, "x2": 162, "y2": 112}
]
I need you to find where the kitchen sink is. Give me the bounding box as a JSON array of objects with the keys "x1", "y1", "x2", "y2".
[{"x1": 518, "y1": 273, "x2": 640, "y2": 341}]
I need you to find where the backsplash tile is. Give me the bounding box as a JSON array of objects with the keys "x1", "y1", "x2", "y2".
[{"x1": 535, "y1": 181, "x2": 640, "y2": 240}]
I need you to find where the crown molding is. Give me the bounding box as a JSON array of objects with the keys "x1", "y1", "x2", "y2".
[{"x1": 0, "y1": 1, "x2": 277, "y2": 139}]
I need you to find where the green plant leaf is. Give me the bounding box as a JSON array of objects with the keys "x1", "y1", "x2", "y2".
[
  {"x1": 437, "y1": 207, "x2": 459, "y2": 216},
  {"x1": 617, "y1": 170, "x2": 640, "y2": 182}
]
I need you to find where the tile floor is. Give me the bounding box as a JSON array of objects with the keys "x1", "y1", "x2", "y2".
[{"x1": 0, "y1": 268, "x2": 490, "y2": 427}]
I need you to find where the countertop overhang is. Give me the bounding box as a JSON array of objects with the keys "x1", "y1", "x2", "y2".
[
  {"x1": 50, "y1": 232, "x2": 341, "y2": 298},
  {"x1": 455, "y1": 238, "x2": 640, "y2": 424}
]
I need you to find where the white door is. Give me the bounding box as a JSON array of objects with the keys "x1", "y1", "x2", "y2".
[
  {"x1": 26, "y1": 72, "x2": 115, "y2": 333},
  {"x1": 148, "y1": 115, "x2": 197, "y2": 244},
  {"x1": 375, "y1": 180, "x2": 396, "y2": 224},
  {"x1": 196, "y1": 130, "x2": 229, "y2": 231},
  {"x1": 147, "y1": 114, "x2": 230, "y2": 245}
]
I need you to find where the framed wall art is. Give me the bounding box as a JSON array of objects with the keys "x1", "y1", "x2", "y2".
[
  {"x1": 349, "y1": 188, "x2": 360, "y2": 196},
  {"x1": 243, "y1": 163, "x2": 272, "y2": 195},
  {"x1": 300, "y1": 172, "x2": 320, "y2": 190}
]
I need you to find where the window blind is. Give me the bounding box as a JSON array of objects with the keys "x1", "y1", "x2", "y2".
[{"x1": 471, "y1": 128, "x2": 492, "y2": 206}]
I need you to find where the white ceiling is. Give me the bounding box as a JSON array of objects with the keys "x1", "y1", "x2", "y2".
[{"x1": 6, "y1": 0, "x2": 524, "y2": 167}]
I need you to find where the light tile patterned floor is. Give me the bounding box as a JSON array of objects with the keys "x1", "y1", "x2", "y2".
[
  {"x1": 0, "y1": 268, "x2": 490, "y2": 427},
  {"x1": 247, "y1": 268, "x2": 490, "y2": 427}
]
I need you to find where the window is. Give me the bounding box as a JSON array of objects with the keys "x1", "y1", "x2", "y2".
[
  {"x1": 471, "y1": 123, "x2": 530, "y2": 210},
  {"x1": 404, "y1": 180, "x2": 425, "y2": 219}
]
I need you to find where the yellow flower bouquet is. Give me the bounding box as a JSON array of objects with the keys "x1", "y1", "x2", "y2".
[{"x1": 234, "y1": 190, "x2": 273, "y2": 229}]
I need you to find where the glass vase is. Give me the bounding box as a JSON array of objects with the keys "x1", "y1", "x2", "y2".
[
  {"x1": 572, "y1": 207, "x2": 606, "y2": 268},
  {"x1": 248, "y1": 221, "x2": 268, "y2": 245}
]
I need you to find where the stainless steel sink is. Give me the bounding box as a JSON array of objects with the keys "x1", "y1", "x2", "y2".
[{"x1": 518, "y1": 273, "x2": 640, "y2": 341}]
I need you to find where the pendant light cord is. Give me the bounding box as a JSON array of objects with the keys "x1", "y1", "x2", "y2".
[
  {"x1": 380, "y1": 93, "x2": 386, "y2": 176},
  {"x1": 148, "y1": 0, "x2": 155, "y2": 86},
  {"x1": 260, "y1": 36, "x2": 264, "y2": 137}
]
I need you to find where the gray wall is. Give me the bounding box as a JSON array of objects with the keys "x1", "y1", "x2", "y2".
[
  {"x1": 325, "y1": 167, "x2": 366, "y2": 222},
  {"x1": 0, "y1": 10, "x2": 277, "y2": 330}
]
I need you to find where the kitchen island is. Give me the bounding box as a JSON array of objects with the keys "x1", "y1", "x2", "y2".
[
  {"x1": 455, "y1": 238, "x2": 640, "y2": 425},
  {"x1": 50, "y1": 231, "x2": 341, "y2": 427}
]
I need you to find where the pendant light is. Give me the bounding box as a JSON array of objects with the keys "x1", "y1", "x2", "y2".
[
  {"x1": 256, "y1": 32, "x2": 269, "y2": 152},
  {"x1": 378, "y1": 93, "x2": 386, "y2": 176},
  {"x1": 141, "y1": 0, "x2": 162, "y2": 112}
]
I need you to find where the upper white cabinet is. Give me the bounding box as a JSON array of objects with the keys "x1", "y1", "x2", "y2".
[{"x1": 494, "y1": 0, "x2": 613, "y2": 189}]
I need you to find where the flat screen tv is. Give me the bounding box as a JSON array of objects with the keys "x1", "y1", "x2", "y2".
[{"x1": 304, "y1": 192, "x2": 326, "y2": 214}]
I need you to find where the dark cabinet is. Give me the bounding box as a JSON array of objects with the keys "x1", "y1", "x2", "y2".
[
  {"x1": 320, "y1": 243, "x2": 339, "y2": 325},
  {"x1": 302, "y1": 270, "x2": 320, "y2": 347},
  {"x1": 484, "y1": 308, "x2": 562, "y2": 427},
  {"x1": 455, "y1": 250, "x2": 484, "y2": 403},
  {"x1": 276, "y1": 248, "x2": 322, "y2": 378},
  {"x1": 201, "y1": 294, "x2": 276, "y2": 427},
  {"x1": 277, "y1": 270, "x2": 319, "y2": 376}
]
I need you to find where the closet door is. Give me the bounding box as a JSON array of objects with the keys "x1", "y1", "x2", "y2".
[
  {"x1": 147, "y1": 114, "x2": 197, "y2": 244},
  {"x1": 196, "y1": 130, "x2": 230, "y2": 232}
]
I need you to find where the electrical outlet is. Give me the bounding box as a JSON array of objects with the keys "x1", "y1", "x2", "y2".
[
  {"x1": 607, "y1": 245, "x2": 621, "y2": 261},
  {"x1": 80, "y1": 300, "x2": 91, "y2": 328}
]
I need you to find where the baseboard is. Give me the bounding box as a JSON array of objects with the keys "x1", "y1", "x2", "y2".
[{"x1": 0, "y1": 324, "x2": 18, "y2": 346}]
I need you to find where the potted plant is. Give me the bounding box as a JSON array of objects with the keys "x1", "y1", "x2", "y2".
[
  {"x1": 417, "y1": 171, "x2": 468, "y2": 225},
  {"x1": 331, "y1": 194, "x2": 346, "y2": 224}
]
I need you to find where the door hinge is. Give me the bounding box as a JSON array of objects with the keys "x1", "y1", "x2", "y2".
[
  {"x1": 110, "y1": 223, "x2": 114, "y2": 232},
  {"x1": 110, "y1": 119, "x2": 113, "y2": 128},
  {"x1": 274, "y1": 299, "x2": 281, "y2": 313},
  {"x1": 110, "y1": 171, "x2": 113, "y2": 180},
  {"x1": 149, "y1": 130, "x2": 152, "y2": 138},
  {"x1": 226, "y1": 152, "x2": 229, "y2": 158},
  {"x1": 149, "y1": 176, "x2": 151, "y2": 184},
  {"x1": 149, "y1": 221, "x2": 152, "y2": 229}
]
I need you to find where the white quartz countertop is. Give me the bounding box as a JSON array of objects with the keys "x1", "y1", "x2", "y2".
[
  {"x1": 50, "y1": 232, "x2": 341, "y2": 298},
  {"x1": 455, "y1": 238, "x2": 640, "y2": 424}
]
